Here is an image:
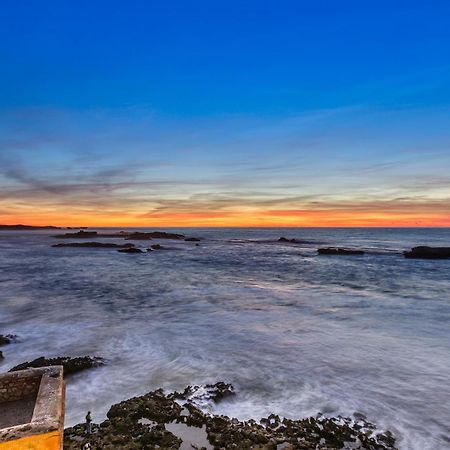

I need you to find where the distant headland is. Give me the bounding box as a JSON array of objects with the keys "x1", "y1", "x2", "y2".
[
  {"x1": 0, "y1": 224, "x2": 90, "y2": 230},
  {"x1": 0, "y1": 224, "x2": 62, "y2": 230}
]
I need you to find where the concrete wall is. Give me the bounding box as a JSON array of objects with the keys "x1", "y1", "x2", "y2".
[
  {"x1": 0, "y1": 371, "x2": 41, "y2": 403},
  {"x1": 0, "y1": 367, "x2": 64, "y2": 450}
]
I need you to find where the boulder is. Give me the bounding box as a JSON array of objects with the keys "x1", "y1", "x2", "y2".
[
  {"x1": 9, "y1": 356, "x2": 105, "y2": 375},
  {"x1": 318, "y1": 247, "x2": 365, "y2": 255},
  {"x1": 404, "y1": 246, "x2": 450, "y2": 259},
  {"x1": 118, "y1": 247, "x2": 143, "y2": 253},
  {"x1": 52, "y1": 242, "x2": 135, "y2": 248}
]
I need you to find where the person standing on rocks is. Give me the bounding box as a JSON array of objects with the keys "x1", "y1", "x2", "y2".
[{"x1": 85, "y1": 411, "x2": 92, "y2": 435}]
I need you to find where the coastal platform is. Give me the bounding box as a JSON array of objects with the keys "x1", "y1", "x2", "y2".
[{"x1": 0, "y1": 366, "x2": 65, "y2": 450}]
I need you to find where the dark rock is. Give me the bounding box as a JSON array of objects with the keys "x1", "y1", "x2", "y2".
[
  {"x1": 126, "y1": 231, "x2": 185, "y2": 240},
  {"x1": 278, "y1": 237, "x2": 299, "y2": 243},
  {"x1": 404, "y1": 246, "x2": 450, "y2": 259},
  {"x1": 318, "y1": 247, "x2": 365, "y2": 255},
  {"x1": 0, "y1": 351, "x2": 3, "y2": 360},
  {"x1": 0, "y1": 334, "x2": 17, "y2": 346},
  {"x1": 185, "y1": 237, "x2": 201, "y2": 242},
  {"x1": 9, "y1": 356, "x2": 105, "y2": 375},
  {"x1": 150, "y1": 244, "x2": 163, "y2": 250},
  {"x1": 124, "y1": 232, "x2": 154, "y2": 240},
  {"x1": 52, "y1": 242, "x2": 135, "y2": 248},
  {"x1": 118, "y1": 247, "x2": 143, "y2": 253},
  {"x1": 63, "y1": 383, "x2": 397, "y2": 450}
]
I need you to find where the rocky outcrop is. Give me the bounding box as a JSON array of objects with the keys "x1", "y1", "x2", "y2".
[
  {"x1": 278, "y1": 237, "x2": 299, "y2": 243},
  {"x1": 318, "y1": 247, "x2": 365, "y2": 255},
  {"x1": 64, "y1": 383, "x2": 397, "y2": 450},
  {"x1": 404, "y1": 246, "x2": 450, "y2": 259},
  {"x1": 125, "y1": 231, "x2": 185, "y2": 240},
  {"x1": 9, "y1": 356, "x2": 105, "y2": 375},
  {"x1": 52, "y1": 242, "x2": 135, "y2": 248},
  {"x1": 185, "y1": 237, "x2": 201, "y2": 242},
  {"x1": 118, "y1": 247, "x2": 143, "y2": 253},
  {"x1": 0, "y1": 334, "x2": 17, "y2": 346}
]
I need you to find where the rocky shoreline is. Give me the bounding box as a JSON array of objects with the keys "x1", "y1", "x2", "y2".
[
  {"x1": 64, "y1": 383, "x2": 397, "y2": 450},
  {"x1": 0, "y1": 336, "x2": 397, "y2": 449}
]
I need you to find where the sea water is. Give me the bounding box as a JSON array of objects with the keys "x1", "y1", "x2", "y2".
[{"x1": 0, "y1": 227, "x2": 449, "y2": 449}]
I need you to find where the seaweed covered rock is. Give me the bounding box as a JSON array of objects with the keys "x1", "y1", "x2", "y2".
[
  {"x1": 64, "y1": 383, "x2": 397, "y2": 450},
  {"x1": 404, "y1": 246, "x2": 450, "y2": 259},
  {"x1": 9, "y1": 355, "x2": 105, "y2": 375},
  {"x1": 318, "y1": 247, "x2": 365, "y2": 255}
]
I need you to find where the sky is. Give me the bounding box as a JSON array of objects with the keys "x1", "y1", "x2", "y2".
[{"x1": 0, "y1": 0, "x2": 449, "y2": 227}]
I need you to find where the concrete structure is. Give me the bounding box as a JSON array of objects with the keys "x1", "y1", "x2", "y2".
[{"x1": 0, "y1": 366, "x2": 65, "y2": 450}]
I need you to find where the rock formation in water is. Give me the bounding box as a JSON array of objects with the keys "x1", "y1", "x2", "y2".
[
  {"x1": 118, "y1": 247, "x2": 144, "y2": 253},
  {"x1": 0, "y1": 334, "x2": 17, "y2": 346},
  {"x1": 52, "y1": 242, "x2": 135, "y2": 248},
  {"x1": 318, "y1": 248, "x2": 365, "y2": 255},
  {"x1": 403, "y1": 246, "x2": 450, "y2": 259},
  {"x1": 64, "y1": 383, "x2": 397, "y2": 450},
  {"x1": 9, "y1": 356, "x2": 105, "y2": 375},
  {"x1": 125, "y1": 231, "x2": 185, "y2": 240}
]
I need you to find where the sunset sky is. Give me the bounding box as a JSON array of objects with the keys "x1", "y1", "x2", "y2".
[{"x1": 1, "y1": 1, "x2": 449, "y2": 227}]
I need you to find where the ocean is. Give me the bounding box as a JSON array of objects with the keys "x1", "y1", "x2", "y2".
[{"x1": 0, "y1": 227, "x2": 449, "y2": 449}]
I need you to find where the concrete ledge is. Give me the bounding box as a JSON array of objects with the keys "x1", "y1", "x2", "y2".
[{"x1": 0, "y1": 366, "x2": 65, "y2": 450}]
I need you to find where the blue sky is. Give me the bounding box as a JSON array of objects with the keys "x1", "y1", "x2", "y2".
[{"x1": 0, "y1": 0, "x2": 449, "y2": 226}]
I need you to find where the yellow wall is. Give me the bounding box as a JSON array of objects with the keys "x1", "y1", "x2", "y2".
[{"x1": 0, "y1": 431, "x2": 61, "y2": 450}]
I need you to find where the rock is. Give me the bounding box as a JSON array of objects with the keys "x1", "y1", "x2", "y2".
[
  {"x1": 0, "y1": 334, "x2": 17, "y2": 346},
  {"x1": 63, "y1": 383, "x2": 397, "y2": 450},
  {"x1": 171, "y1": 382, "x2": 235, "y2": 406},
  {"x1": 9, "y1": 356, "x2": 105, "y2": 375},
  {"x1": 185, "y1": 237, "x2": 201, "y2": 242},
  {"x1": 52, "y1": 242, "x2": 135, "y2": 248},
  {"x1": 124, "y1": 232, "x2": 154, "y2": 240},
  {"x1": 118, "y1": 247, "x2": 143, "y2": 253},
  {"x1": 150, "y1": 244, "x2": 163, "y2": 250},
  {"x1": 0, "y1": 351, "x2": 3, "y2": 360},
  {"x1": 318, "y1": 247, "x2": 365, "y2": 255},
  {"x1": 125, "y1": 231, "x2": 185, "y2": 240},
  {"x1": 404, "y1": 246, "x2": 450, "y2": 259},
  {"x1": 278, "y1": 237, "x2": 299, "y2": 243}
]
